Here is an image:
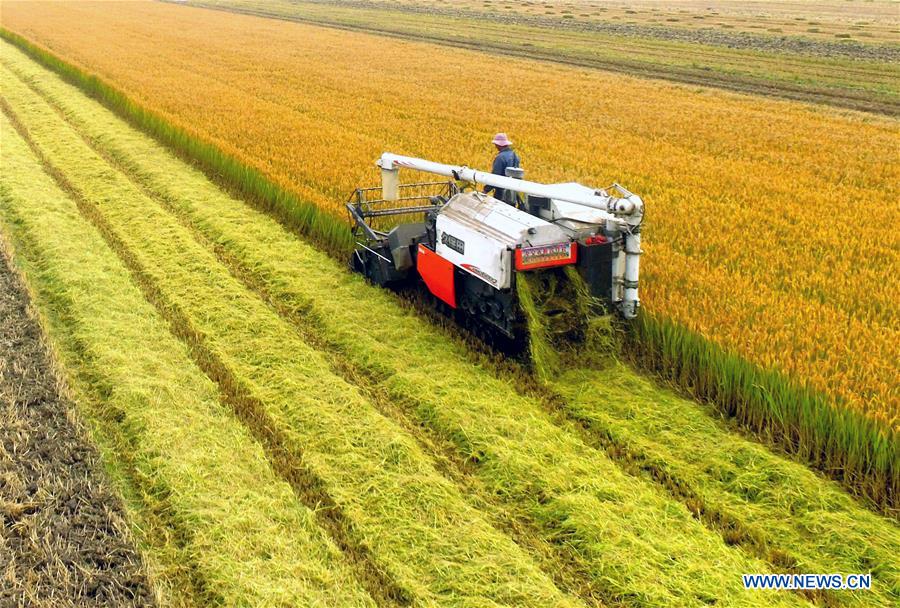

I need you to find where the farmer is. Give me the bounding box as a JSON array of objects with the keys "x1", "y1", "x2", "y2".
[{"x1": 484, "y1": 133, "x2": 520, "y2": 202}]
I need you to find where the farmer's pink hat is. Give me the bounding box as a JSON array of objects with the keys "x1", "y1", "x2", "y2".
[{"x1": 492, "y1": 132, "x2": 513, "y2": 146}]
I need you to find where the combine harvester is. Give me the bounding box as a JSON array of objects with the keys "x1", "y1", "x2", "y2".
[{"x1": 347, "y1": 153, "x2": 644, "y2": 351}]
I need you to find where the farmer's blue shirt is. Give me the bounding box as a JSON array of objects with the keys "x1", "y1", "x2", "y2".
[{"x1": 485, "y1": 148, "x2": 520, "y2": 201}]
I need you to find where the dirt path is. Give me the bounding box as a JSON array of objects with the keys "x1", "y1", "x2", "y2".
[{"x1": 0, "y1": 241, "x2": 155, "y2": 607}]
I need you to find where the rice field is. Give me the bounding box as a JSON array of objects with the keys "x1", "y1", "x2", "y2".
[
  {"x1": 1, "y1": 32, "x2": 899, "y2": 606},
  {"x1": 2, "y1": 0, "x2": 899, "y2": 605},
  {"x1": 1, "y1": 0, "x2": 895, "y2": 432}
]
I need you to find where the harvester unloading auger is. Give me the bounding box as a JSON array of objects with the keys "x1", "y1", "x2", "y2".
[{"x1": 346, "y1": 153, "x2": 644, "y2": 356}]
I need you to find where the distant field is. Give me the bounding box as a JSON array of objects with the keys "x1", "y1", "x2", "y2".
[
  {"x1": 358, "y1": 0, "x2": 900, "y2": 44},
  {"x1": 3, "y1": 35, "x2": 899, "y2": 605},
  {"x1": 183, "y1": 0, "x2": 900, "y2": 114}
]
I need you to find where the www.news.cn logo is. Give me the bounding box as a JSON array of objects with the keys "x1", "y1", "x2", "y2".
[{"x1": 743, "y1": 573, "x2": 871, "y2": 591}]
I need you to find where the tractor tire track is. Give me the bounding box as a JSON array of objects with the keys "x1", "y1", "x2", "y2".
[
  {"x1": 0, "y1": 99, "x2": 408, "y2": 608},
  {"x1": 18, "y1": 67, "x2": 830, "y2": 608}
]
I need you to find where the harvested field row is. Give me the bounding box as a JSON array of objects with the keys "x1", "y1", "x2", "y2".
[
  {"x1": 5, "y1": 38, "x2": 897, "y2": 607},
  {"x1": 0, "y1": 237, "x2": 154, "y2": 608},
  {"x1": 0, "y1": 110, "x2": 376, "y2": 607},
  {"x1": 2, "y1": 1, "x2": 894, "y2": 433},
  {"x1": 0, "y1": 40, "x2": 814, "y2": 608},
  {"x1": 0, "y1": 53, "x2": 581, "y2": 608}
]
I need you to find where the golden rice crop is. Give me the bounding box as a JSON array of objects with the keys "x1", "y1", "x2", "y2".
[{"x1": 2, "y1": 0, "x2": 896, "y2": 429}]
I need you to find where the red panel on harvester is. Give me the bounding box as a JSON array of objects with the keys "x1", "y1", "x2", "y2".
[{"x1": 417, "y1": 244, "x2": 456, "y2": 308}]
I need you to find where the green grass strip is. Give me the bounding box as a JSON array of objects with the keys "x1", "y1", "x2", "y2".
[
  {"x1": 1, "y1": 26, "x2": 889, "y2": 513},
  {"x1": 1, "y1": 25, "x2": 890, "y2": 511},
  {"x1": 0, "y1": 38, "x2": 817, "y2": 608},
  {"x1": 0, "y1": 109, "x2": 376, "y2": 608},
  {"x1": 0, "y1": 52, "x2": 578, "y2": 608}
]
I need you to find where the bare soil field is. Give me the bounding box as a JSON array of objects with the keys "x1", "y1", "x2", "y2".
[{"x1": 0, "y1": 243, "x2": 155, "y2": 607}]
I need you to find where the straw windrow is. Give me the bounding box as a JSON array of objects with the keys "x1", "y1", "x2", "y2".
[{"x1": 0, "y1": 107, "x2": 376, "y2": 608}]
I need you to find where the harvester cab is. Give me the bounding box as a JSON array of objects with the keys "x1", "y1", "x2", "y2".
[{"x1": 346, "y1": 153, "x2": 644, "y2": 340}]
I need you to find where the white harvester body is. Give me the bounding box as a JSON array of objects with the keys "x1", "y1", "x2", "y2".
[
  {"x1": 435, "y1": 193, "x2": 570, "y2": 290},
  {"x1": 346, "y1": 152, "x2": 645, "y2": 337}
]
